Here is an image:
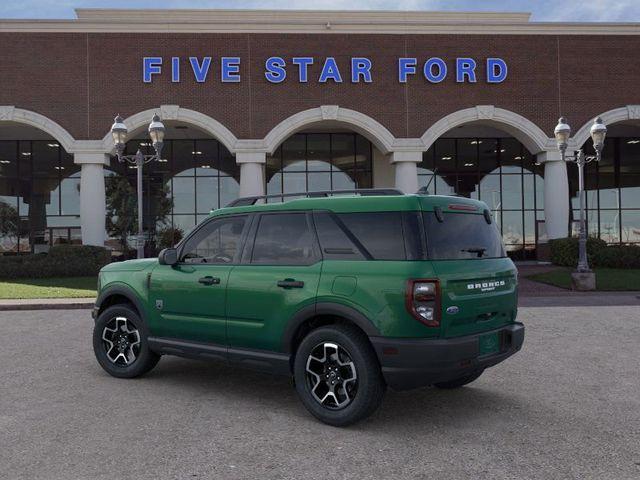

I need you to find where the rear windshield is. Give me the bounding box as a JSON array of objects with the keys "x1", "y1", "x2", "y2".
[{"x1": 423, "y1": 212, "x2": 506, "y2": 260}]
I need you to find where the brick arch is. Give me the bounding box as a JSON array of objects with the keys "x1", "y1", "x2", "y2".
[
  {"x1": 263, "y1": 106, "x2": 397, "y2": 155},
  {"x1": 0, "y1": 106, "x2": 76, "y2": 153},
  {"x1": 420, "y1": 106, "x2": 553, "y2": 154},
  {"x1": 100, "y1": 105, "x2": 239, "y2": 154},
  {"x1": 572, "y1": 105, "x2": 640, "y2": 148}
]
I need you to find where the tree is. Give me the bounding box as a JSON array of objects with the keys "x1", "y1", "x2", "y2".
[{"x1": 105, "y1": 175, "x2": 173, "y2": 253}]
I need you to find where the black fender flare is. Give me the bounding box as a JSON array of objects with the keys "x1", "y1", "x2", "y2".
[
  {"x1": 281, "y1": 302, "x2": 380, "y2": 353},
  {"x1": 95, "y1": 284, "x2": 147, "y2": 320}
]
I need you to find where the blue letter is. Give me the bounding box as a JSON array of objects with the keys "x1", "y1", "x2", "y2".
[
  {"x1": 292, "y1": 57, "x2": 313, "y2": 82},
  {"x1": 265, "y1": 56, "x2": 287, "y2": 83},
  {"x1": 319, "y1": 57, "x2": 343, "y2": 83},
  {"x1": 171, "y1": 57, "x2": 180, "y2": 83},
  {"x1": 351, "y1": 57, "x2": 372, "y2": 83},
  {"x1": 424, "y1": 57, "x2": 447, "y2": 83},
  {"x1": 487, "y1": 58, "x2": 508, "y2": 83},
  {"x1": 456, "y1": 58, "x2": 477, "y2": 83},
  {"x1": 143, "y1": 57, "x2": 162, "y2": 83},
  {"x1": 221, "y1": 57, "x2": 241, "y2": 83},
  {"x1": 398, "y1": 58, "x2": 417, "y2": 83},
  {"x1": 189, "y1": 57, "x2": 211, "y2": 83}
]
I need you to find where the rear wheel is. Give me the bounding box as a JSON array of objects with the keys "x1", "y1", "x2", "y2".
[
  {"x1": 93, "y1": 305, "x2": 160, "y2": 378},
  {"x1": 434, "y1": 369, "x2": 484, "y2": 389},
  {"x1": 293, "y1": 324, "x2": 385, "y2": 427}
]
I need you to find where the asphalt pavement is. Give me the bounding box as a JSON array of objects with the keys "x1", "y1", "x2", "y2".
[{"x1": 0, "y1": 306, "x2": 639, "y2": 479}]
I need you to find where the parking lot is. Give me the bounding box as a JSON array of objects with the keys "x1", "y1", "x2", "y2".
[{"x1": 1, "y1": 305, "x2": 639, "y2": 479}]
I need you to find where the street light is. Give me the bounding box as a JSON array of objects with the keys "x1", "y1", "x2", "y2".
[
  {"x1": 554, "y1": 116, "x2": 607, "y2": 281},
  {"x1": 110, "y1": 113, "x2": 165, "y2": 259}
]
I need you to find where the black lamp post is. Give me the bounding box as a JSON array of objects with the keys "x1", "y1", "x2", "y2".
[
  {"x1": 553, "y1": 116, "x2": 607, "y2": 280},
  {"x1": 110, "y1": 114, "x2": 166, "y2": 259}
]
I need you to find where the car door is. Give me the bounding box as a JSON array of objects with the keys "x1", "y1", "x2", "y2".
[
  {"x1": 149, "y1": 214, "x2": 251, "y2": 345},
  {"x1": 226, "y1": 211, "x2": 322, "y2": 352}
]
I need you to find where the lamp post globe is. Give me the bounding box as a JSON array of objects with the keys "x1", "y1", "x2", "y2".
[
  {"x1": 554, "y1": 117, "x2": 571, "y2": 155},
  {"x1": 148, "y1": 113, "x2": 165, "y2": 158},
  {"x1": 110, "y1": 115, "x2": 128, "y2": 156},
  {"x1": 590, "y1": 117, "x2": 607, "y2": 155}
]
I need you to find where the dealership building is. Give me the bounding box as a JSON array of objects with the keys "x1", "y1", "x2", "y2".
[{"x1": 0, "y1": 9, "x2": 639, "y2": 257}]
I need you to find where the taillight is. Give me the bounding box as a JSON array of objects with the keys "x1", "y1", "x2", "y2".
[{"x1": 406, "y1": 279, "x2": 440, "y2": 327}]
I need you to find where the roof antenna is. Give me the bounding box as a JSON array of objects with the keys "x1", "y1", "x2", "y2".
[{"x1": 418, "y1": 167, "x2": 438, "y2": 194}]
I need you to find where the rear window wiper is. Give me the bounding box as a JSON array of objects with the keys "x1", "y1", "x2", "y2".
[{"x1": 461, "y1": 247, "x2": 487, "y2": 258}]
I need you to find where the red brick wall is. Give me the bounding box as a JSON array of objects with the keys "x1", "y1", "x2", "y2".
[{"x1": 1, "y1": 32, "x2": 639, "y2": 142}]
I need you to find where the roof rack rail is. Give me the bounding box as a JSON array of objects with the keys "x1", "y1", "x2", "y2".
[{"x1": 225, "y1": 188, "x2": 404, "y2": 207}]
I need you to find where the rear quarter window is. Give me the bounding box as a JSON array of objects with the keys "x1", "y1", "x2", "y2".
[{"x1": 336, "y1": 212, "x2": 407, "y2": 260}]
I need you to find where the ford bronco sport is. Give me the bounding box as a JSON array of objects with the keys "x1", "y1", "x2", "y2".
[{"x1": 92, "y1": 189, "x2": 524, "y2": 426}]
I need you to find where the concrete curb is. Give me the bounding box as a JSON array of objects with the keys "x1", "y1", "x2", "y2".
[{"x1": 0, "y1": 298, "x2": 95, "y2": 311}]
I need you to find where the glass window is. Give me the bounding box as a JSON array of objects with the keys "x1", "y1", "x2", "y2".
[
  {"x1": 313, "y1": 212, "x2": 365, "y2": 260},
  {"x1": 502, "y1": 210, "x2": 524, "y2": 248},
  {"x1": 423, "y1": 212, "x2": 505, "y2": 260},
  {"x1": 265, "y1": 133, "x2": 373, "y2": 197},
  {"x1": 182, "y1": 215, "x2": 247, "y2": 264},
  {"x1": 621, "y1": 210, "x2": 640, "y2": 243},
  {"x1": 434, "y1": 139, "x2": 456, "y2": 175},
  {"x1": 307, "y1": 134, "x2": 331, "y2": 171},
  {"x1": 337, "y1": 212, "x2": 406, "y2": 260},
  {"x1": 251, "y1": 213, "x2": 317, "y2": 265},
  {"x1": 457, "y1": 138, "x2": 477, "y2": 172}
]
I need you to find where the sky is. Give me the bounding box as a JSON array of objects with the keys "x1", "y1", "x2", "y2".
[{"x1": 1, "y1": 0, "x2": 640, "y2": 22}]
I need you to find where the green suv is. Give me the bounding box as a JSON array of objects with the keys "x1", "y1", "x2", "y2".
[{"x1": 92, "y1": 190, "x2": 524, "y2": 426}]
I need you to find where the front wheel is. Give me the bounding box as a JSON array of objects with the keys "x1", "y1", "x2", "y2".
[
  {"x1": 93, "y1": 305, "x2": 160, "y2": 378},
  {"x1": 293, "y1": 324, "x2": 385, "y2": 427}
]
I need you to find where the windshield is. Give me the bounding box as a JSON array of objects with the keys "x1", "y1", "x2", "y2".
[{"x1": 423, "y1": 211, "x2": 506, "y2": 260}]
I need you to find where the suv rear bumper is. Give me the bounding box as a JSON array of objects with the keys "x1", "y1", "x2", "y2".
[{"x1": 370, "y1": 323, "x2": 525, "y2": 391}]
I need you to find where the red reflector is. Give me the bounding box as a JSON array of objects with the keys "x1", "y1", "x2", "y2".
[
  {"x1": 382, "y1": 347, "x2": 399, "y2": 355},
  {"x1": 448, "y1": 204, "x2": 477, "y2": 211},
  {"x1": 459, "y1": 359, "x2": 472, "y2": 367}
]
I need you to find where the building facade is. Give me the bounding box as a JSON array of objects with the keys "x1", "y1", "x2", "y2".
[{"x1": 1, "y1": 9, "x2": 639, "y2": 256}]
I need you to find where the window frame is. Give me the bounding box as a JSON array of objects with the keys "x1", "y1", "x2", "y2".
[
  {"x1": 242, "y1": 211, "x2": 322, "y2": 266},
  {"x1": 176, "y1": 213, "x2": 252, "y2": 265}
]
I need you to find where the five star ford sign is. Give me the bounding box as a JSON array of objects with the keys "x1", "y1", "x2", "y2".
[{"x1": 142, "y1": 56, "x2": 508, "y2": 84}]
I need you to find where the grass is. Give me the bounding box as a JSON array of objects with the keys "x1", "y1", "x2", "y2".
[
  {"x1": 526, "y1": 268, "x2": 640, "y2": 291},
  {"x1": 0, "y1": 276, "x2": 97, "y2": 299}
]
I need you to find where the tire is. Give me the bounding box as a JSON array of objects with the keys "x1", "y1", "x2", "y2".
[
  {"x1": 434, "y1": 369, "x2": 484, "y2": 389},
  {"x1": 293, "y1": 324, "x2": 385, "y2": 427},
  {"x1": 93, "y1": 304, "x2": 160, "y2": 379}
]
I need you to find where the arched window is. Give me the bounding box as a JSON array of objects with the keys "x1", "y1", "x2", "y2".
[
  {"x1": 266, "y1": 133, "x2": 373, "y2": 199},
  {"x1": 0, "y1": 139, "x2": 79, "y2": 253},
  {"x1": 420, "y1": 137, "x2": 544, "y2": 257}
]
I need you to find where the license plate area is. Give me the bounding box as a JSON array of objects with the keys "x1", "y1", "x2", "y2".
[{"x1": 479, "y1": 331, "x2": 500, "y2": 356}]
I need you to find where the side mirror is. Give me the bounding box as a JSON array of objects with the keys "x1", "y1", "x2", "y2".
[{"x1": 158, "y1": 248, "x2": 178, "y2": 266}]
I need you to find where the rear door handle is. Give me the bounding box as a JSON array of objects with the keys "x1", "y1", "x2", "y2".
[
  {"x1": 277, "y1": 279, "x2": 304, "y2": 289},
  {"x1": 198, "y1": 276, "x2": 220, "y2": 285}
]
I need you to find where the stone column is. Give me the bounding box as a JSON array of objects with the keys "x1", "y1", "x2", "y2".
[
  {"x1": 75, "y1": 152, "x2": 110, "y2": 246},
  {"x1": 237, "y1": 151, "x2": 266, "y2": 197},
  {"x1": 391, "y1": 151, "x2": 421, "y2": 194},
  {"x1": 538, "y1": 151, "x2": 569, "y2": 240}
]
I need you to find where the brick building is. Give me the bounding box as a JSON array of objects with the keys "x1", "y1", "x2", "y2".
[{"x1": 0, "y1": 9, "x2": 639, "y2": 256}]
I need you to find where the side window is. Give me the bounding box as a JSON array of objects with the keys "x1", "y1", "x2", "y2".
[
  {"x1": 251, "y1": 213, "x2": 318, "y2": 265},
  {"x1": 337, "y1": 212, "x2": 407, "y2": 260},
  {"x1": 181, "y1": 216, "x2": 247, "y2": 264},
  {"x1": 313, "y1": 212, "x2": 365, "y2": 260}
]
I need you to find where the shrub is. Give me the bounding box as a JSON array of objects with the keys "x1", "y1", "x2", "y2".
[
  {"x1": 549, "y1": 237, "x2": 607, "y2": 267},
  {"x1": 593, "y1": 245, "x2": 640, "y2": 268},
  {"x1": 0, "y1": 245, "x2": 111, "y2": 279},
  {"x1": 550, "y1": 237, "x2": 640, "y2": 268}
]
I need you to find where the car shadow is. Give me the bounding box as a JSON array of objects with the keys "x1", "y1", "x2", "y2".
[{"x1": 135, "y1": 355, "x2": 524, "y2": 429}]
